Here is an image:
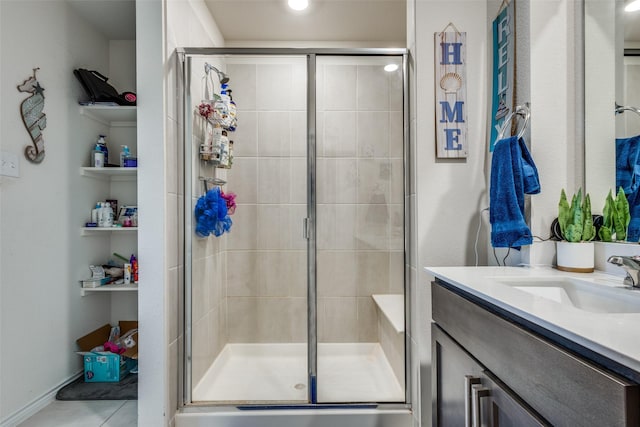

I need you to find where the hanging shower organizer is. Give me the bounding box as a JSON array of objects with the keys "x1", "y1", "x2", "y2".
[{"x1": 197, "y1": 63, "x2": 236, "y2": 168}]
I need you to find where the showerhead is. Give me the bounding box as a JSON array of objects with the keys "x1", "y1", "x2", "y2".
[{"x1": 205, "y1": 63, "x2": 230, "y2": 84}]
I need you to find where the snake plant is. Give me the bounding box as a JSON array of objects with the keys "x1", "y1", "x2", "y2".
[
  {"x1": 598, "y1": 187, "x2": 630, "y2": 242},
  {"x1": 558, "y1": 188, "x2": 596, "y2": 242}
]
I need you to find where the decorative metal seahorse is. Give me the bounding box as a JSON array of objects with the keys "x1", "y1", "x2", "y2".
[{"x1": 17, "y1": 68, "x2": 47, "y2": 163}]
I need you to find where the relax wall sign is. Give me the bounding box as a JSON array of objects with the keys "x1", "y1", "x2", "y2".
[{"x1": 435, "y1": 24, "x2": 467, "y2": 159}]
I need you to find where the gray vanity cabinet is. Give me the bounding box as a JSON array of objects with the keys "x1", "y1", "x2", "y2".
[
  {"x1": 432, "y1": 280, "x2": 640, "y2": 427},
  {"x1": 433, "y1": 325, "x2": 547, "y2": 426}
]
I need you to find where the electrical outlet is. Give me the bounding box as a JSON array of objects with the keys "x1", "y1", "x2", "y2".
[{"x1": 1, "y1": 151, "x2": 20, "y2": 177}]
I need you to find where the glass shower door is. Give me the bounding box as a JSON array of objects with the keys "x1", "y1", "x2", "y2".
[
  {"x1": 186, "y1": 54, "x2": 309, "y2": 403},
  {"x1": 183, "y1": 50, "x2": 407, "y2": 406},
  {"x1": 315, "y1": 55, "x2": 406, "y2": 403}
]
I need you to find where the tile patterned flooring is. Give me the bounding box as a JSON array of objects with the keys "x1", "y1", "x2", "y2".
[{"x1": 17, "y1": 400, "x2": 136, "y2": 427}]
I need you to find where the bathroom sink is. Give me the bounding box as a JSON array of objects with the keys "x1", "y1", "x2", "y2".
[{"x1": 494, "y1": 277, "x2": 640, "y2": 313}]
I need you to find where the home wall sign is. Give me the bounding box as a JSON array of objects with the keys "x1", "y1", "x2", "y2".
[
  {"x1": 435, "y1": 22, "x2": 467, "y2": 159},
  {"x1": 490, "y1": 0, "x2": 516, "y2": 152},
  {"x1": 17, "y1": 68, "x2": 47, "y2": 163}
]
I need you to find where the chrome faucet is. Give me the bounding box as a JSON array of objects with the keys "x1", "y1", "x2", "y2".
[{"x1": 607, "y1": 256, "x2": 640, "y2": 288}]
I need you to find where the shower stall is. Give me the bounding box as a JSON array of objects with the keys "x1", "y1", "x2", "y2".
[{"x1": 179, "y1": 48, "x2": 410, "y2": 420}]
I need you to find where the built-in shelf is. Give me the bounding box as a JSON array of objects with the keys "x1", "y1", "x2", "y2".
[
  {"x1": 80, "y1": 167, "x2": 137, "y2": 180},
  {"x1": 81, "y1": 283, "x2": 138, "y2": 297},
  {"x1": 81, "y1": 226, "x2": 138, "y2": 236},
  {"x1": 372, "y1": 294, "x2": 405, "y2": 334},
  {"x1": 79, "y1": 104, "x2": 136, "y2": 126}
]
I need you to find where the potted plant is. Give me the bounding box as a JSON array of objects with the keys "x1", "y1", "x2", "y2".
[
  {"x1": 556, "y1": 188, "x2": 596, "y2": 272},
  {"x1": 598, "y1": 187, "x2": 630, "y2": 242}
]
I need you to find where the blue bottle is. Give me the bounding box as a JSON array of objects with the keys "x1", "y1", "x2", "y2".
[{"x1": 97, "y1": 135, "x2": 109, "y2": 165}]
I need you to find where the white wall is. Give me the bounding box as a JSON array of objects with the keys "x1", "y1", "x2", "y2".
[
  {"x1": 413, "y1": 1, "x2": 489, "y2": 423},
  {"x1": 414, "y1": 1, "x2": 579, "y2": 426},
  {"x1": 0, "y1": 0, "x2": 115, "y2": 422},
  {"x1": 154, "y1": 1, "x2": 224, "y2": 426}
]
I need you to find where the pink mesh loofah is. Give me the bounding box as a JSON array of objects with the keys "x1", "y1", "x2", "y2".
[{"x1": 221, "y1": 190, "x2": 237, "y2": 215}]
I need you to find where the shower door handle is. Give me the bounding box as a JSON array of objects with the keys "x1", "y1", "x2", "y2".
[{"x1": 303, "y1": 217, "x2": 311, "y2": 239}]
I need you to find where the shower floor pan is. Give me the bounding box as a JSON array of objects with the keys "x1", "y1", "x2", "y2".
[{"x1": 192, "y1": 342, "x2": 404, "y2": 403}]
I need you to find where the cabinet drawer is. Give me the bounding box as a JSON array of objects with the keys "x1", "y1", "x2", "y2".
[{"x1": 432, "y1": 281, "x2": 640, "y2": 427}]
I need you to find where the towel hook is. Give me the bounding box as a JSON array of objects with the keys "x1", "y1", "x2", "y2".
[{"x1": 498, "y1": 104, "x2": 530, "y2": 140}]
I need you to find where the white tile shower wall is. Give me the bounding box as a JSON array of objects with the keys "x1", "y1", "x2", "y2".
[
  {"x1": 316, "y1": 59, "x2": 405, "y2": 343},
  {"x1": 176, "y1": 53, "x2": 228, "y2": 392},
  {"x1": 224, "y1": 58, "x2": 309, "y2": 344}
]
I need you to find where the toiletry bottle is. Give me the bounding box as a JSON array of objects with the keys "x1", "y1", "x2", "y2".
[
  {"x1": 97, "y1": 202, "x2": 105, "y2": 227},
  {"x1": 120, "y1": 145, "x2": 130, "y2": 167},
  {"x1": 218, "y1": 84, "x2": 232, "y2": 128},
  {"x1": 219, "y1": 131, "x2": 229, "y2": 167},
  {"x1": 130, "y1": 254, "x2": 138, "y2": 284},
  {"x1": 123, "y1": 263, "x2": 132, "y2": 284},
  {"x1": 227, "y1": 89, "x2": 237, "y2": 131},
  {"x1": 91, "y1": 202, "x2": 100, "y2": 223},
  {"x1": 105, "y1": 202, "x2": 114, "y2": 227},
  {"x1": 92, "y1": 143, "x2": 104, "y2": 167},
  {"x1": 97, "y1": 135, "x2": 109, "y2": 166}
]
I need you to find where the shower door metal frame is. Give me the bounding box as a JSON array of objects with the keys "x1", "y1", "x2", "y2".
[{"x1": 179, "y1": 47, "x2": 410, "y2": 409}]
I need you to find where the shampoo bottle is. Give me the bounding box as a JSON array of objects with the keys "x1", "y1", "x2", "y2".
[
  {"x1": 96, "y1": 135, "x2": 108, "y2": 165},
  {"x1": 120, "y1": 145, "x2": 130, "y2": 167}
]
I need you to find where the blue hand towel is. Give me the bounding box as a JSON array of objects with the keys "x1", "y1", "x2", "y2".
[
  {"x1": 490, "y1": 136, "x2": 540, "y2": 248},
  {"x1": 616, "y1": 135, "x2": 640, "y2": 194},
  {"x1": 617, "y1": 135, "x2": 640, "y2": 242},
  {"x1": 627, "y1": 190, "x2": 640, "y2": 242}
]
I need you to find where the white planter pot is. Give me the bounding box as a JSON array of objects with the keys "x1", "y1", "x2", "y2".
[{"x1": 556, "y1": 241, "x2": 595, "y2": 273}]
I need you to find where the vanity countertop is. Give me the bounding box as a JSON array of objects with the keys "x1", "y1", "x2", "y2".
[{"x1": 425, "y1": 266, "x2": 640, "y2": 379}]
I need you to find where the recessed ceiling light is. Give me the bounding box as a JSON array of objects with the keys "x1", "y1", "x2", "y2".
[
  {"x1": 626, "y1": 0, "x2": 640, "y2": 12},
  {"x1": 288, "y1": 0, "x2": 309, "y2": 11},
  {"x1": 384, "y1": 63, "x2": 399, "y2": 72}
]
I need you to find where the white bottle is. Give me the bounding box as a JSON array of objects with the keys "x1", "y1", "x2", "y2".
[
  {"x1": 91, "y1": 202, "x2": 100, "y2": 223},
  {"x1": 120, "y1": 145, "x2": 130, "y2": 167},
  {"x1": 103, "y1": 202, "x2": 114, "y2": 227},
  {"x1": 123, "y1": 263, "x2": 132, "y2": 285},
  {"x1": 97, "y1": 202, "x2": 106, "y2": 227}
]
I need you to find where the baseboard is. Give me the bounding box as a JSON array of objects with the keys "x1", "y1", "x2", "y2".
[{"x1": 0, "y1": 371, "x2": 83, "y2": 427}]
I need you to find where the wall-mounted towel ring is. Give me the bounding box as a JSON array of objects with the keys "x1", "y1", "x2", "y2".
[
  {"x1": 615, "y1": 103, "x2": 640, "y2": 118},
  {"x1": 498, "y1": 104, "x2": 530, "y2": 140}
]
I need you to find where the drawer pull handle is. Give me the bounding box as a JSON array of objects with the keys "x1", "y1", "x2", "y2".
[
  {"x1": 472, "y1": 384, "x2": 491, "y2": 427},
  {"x1": 464, "y1": 375, "x2": 481, "y2": 427}
]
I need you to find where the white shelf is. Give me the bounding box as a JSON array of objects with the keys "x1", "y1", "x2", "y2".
[
  {"x1": 372, "y1": 294, "x2": 405, "y2": 334},
  {"x1": 79, "y1": 105, "x2": 136, "y2": 126},
  {"x1": 81, "y1": 283, "x2": 138, "y2": 296},
  {"x1": 81, "y1": 226, "x2": 138, "y2": 235},
  {"x1": 80, "y1": 167, "x2": 137, "y2": 180}
]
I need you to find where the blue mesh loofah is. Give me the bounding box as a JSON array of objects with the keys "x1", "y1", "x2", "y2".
[{"x1": 194, "y1": 187, "x2": 232, "y2": 237}]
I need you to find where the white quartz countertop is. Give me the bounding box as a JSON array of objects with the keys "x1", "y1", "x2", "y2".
[{"x1": 425, "y1": 266, "x2": 640, "y2": 376}]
